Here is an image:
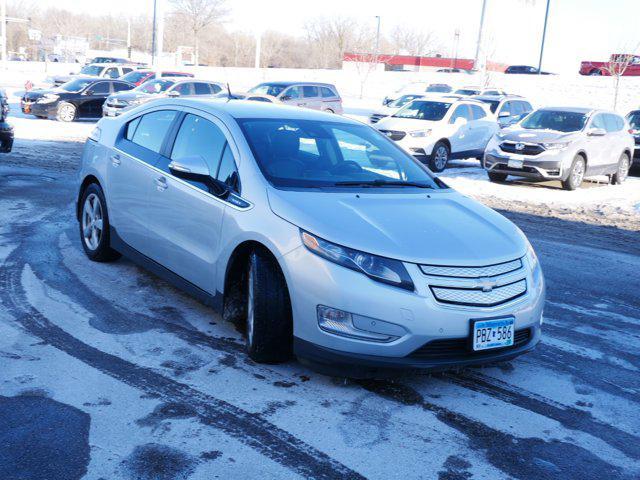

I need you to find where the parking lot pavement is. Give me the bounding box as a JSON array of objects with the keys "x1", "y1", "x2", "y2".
[{"x1": 1, "y1": 152, "x2": 640, "y2": 479}]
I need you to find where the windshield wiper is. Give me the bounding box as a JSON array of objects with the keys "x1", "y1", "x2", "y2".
[{"x1": 333, "y1": 180, "x2": 433, "y2": 188}]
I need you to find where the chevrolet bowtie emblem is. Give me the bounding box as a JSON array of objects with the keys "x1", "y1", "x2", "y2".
[
  {"x1": 515, "y1": 143, "x2": 526, "y2": 151},
  {"x1": 477, "y1": 277, "x2": 498, "y2": 292}
]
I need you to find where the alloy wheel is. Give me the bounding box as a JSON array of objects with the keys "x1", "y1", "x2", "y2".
[
  {"x1": 435, "y1": 146, "x2": 448, "y2": 170},
  {"x1": 618, "y1": 156, "x2": 629, "y2": 182},
  {"x1": 82, "y1": 193, "x2": 104, "y2": 251},
  {"x1": 59, "y1": 104, "x2": 75, "y2": 122},
  {"x1": 571, "y1": 159, "x2": 585, "y2": 187}
]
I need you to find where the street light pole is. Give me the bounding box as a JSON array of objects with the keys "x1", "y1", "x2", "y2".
[
  {"x1": 537, "y1": 0, "x2": 551, "y2": 74},
  {"x1": 374, "y1": 15, "x2": 381, "y2": 61},
  {"x1": 1, "y1": 0, "x2": 7, "y2": 70},
  {"x1": 473, "y1": 0, "x2": 488, "y2": 71},
  {"x1": 151, "y1": 0, "x2": 157, "y2": 67}
]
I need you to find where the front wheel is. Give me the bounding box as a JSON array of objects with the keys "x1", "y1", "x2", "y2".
[
  {"x1": 245, "y1": 250, "x2": 293, "y2": 363},
  {"x1": 79, "y1": 183, "x2": 121, "y2": 262},
  {"x1": 611, "y1": 153, "x2": 630, "y2": 185},
  {"x1": 57, "y1": 102, "x2": 77, "y2": 122},
  {"x1": 429, "y1": 141, "x2": 450, "y2": 173},
  {"x1": 589, "y1": 69, "x2": 602, "y2": 76},
  {"x1": 561, "y1": 155, "x2": 586, "y2": 191}
]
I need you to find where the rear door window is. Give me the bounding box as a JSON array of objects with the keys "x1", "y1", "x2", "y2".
[
  {"x1": 470, "y1": 104, "x2": 487, "y2": 120},
  {"x1": 604, "y1": 114, "x2": 623, "y2": 132},
  {"x1": 173, "y1": 83, "x2": 194, "y2": 96},
  {"x1": 90, "y1": 82, "x2": 110, "y2": 95},
  {"x1": 131, "y1": 110, "x2": 178, "y2": 153},
  {"x1": 303, "y1": 85, "x2": 319, "y2": 98},
  {"x1": 194, "y1": 82, "x2": 212, "y2": 95}
]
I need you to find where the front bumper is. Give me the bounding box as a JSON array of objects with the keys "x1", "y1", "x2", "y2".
[
  {"x1": 377, "y1": 130, "x2": 436, "y2": 157},
  {"x1": 484, "y1": 147, "x2": 573, "y2": 180},
  {"x1": 29, "y1": 101, "x2": 57, "y2": 119},
  {"x1": 102, "y1": 103, "x2": 132, "y2": 117},
  {"x1": 282, "y1": 245, "x2": 545, "y2": 376}
]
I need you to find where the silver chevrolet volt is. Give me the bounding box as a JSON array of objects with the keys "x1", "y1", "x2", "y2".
[{"x1": 76, "y1": 98, "x2": 545, "y2": 376}]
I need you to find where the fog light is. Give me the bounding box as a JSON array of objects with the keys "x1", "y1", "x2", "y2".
[{"x1": 317, "y1": 305, "x2": 399, "y2": 342}]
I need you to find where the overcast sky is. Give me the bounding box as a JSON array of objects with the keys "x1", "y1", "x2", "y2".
[{"x1": 42, "y1": 0, "x2": 638, "y2": 73}]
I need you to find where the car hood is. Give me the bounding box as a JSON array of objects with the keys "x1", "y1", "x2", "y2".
[
  {"x1": 267, "y1": 188, "x2": 527, "y2": 265},
  {"x1": 24, "y1": 89, "x2": 54, "y2": 100},
  {"x1": 110, "y1": 91, "x2": 154, "y2": 102},
  {"x1": 499, "y1": 129, "x2": 580, "y2": 143},
  {"x1": 375, "y1": 117, "x2": 440, "y2": 132}
]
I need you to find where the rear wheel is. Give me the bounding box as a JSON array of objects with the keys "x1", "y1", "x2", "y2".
[
  {"x1": 589, "y1": 69, "x2": 603, "y2": 76},
  {"x1": 611, "y1": 153, "x2": 630, "y2": 185},
  {"x1": 57, "y1": 102, "x2": 77, "y2": 122},
  {"x1": 245, "y1": 250, "x2": 293, "y2": 363},
  {"x1": 562, "y1": 155, "x2": 586, "y2": 191},
  {"x1": 429, "y1": 141, "x2": 450, "y2": 173},
  {"x1": 324, "y1": 108, "x2": 334, "y2": 114},
  {"x1": 488, "y1": 171, "x2": 508, "y2": 182},
  {"x1": 79, "y1": 183, "x2": 121, "y2": 262}
]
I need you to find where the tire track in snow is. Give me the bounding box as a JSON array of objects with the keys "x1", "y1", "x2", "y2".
[{"x1": 0, "y1": 257, "x2": 364, "y2": 480}]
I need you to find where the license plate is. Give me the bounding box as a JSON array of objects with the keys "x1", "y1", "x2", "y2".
[
  {"x1": 472, "y1": 317, "x2": 514, "y2": 351},
  {"x1": 507, "y1": 158, "x2": 524, "y2": 169}
]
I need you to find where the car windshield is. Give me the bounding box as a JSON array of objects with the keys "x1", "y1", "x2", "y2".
[
  {"x1": 248, "y1": 83, "x2": 288, "y2": 97},
  {"x1": 136, "y1": 79, "x2": 174, "y2": 93},
  {"x1": 80, "y1": 65, "x2": 103, "y2": 76},
  {"x1": 477, "y1": 99, "x2": 501, "y2": 113},
  {"x1": 426, "y1": 85, "x2": 450, "y2": 92},
  {"x1": 60, "y1": 78, "x2": 94, "y2": 92},
  {"x1": 455, "y1": 89, "x2": 480, "y2": 96},
  {"x1": 388, "y1": 95, "x2": 421, "y2": 108},
  {"x1": 393, "y1": 101, "x2": 452, "y2": 121},
  {"x1": 122, "y1": 71, "x2": 150, "y2": 83},
  {"x1": 238, "y1": 118, "x2": 441, "y2": 189},
  {"x1": 520, "y1": 110, "x2": 587, "y2": 132},
  {"x1": 627, "y1": 112, "x2": 640, "y2": 131}
]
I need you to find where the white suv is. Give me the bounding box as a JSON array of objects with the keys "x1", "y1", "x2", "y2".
[{"x1": 375, "y1": 98, "x2": 499, "y2": 172}]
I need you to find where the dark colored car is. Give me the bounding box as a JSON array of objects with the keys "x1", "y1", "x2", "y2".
[
  {"x1": 0, "y1": 88, "x2": 13, "y2": 152},
  {"x1": 30, "y1": 77, "x2": 135, "y2": 122},
  {"x1": 504, "y1": 65, "x2": 552, "y2": 75},
  {"x1": 626, "y1": 110, "x2": 640, "y2": 164},
  {"x1": 21, "y1": 89, "x2": 53, "y2": 115},
  {"x1": 86, "y1": 57, "x2": 130, "y2": 65},
  {"x1": 119, "y1": 70, "x2": 194, "y2": 86}
]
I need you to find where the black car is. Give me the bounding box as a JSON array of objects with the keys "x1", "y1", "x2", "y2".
[
  {"x1": 504, "y1": 65, "x2": 552, "y2": 75},
  {"x1": 0, "y1": 88, "x2": 14, "y2": 153},
  {"x1": 626, "y1": 110, "x2": 640, "y2": 165},
  {"x1": 29, "y1": 77, "x2": 135, "y2": 122}
]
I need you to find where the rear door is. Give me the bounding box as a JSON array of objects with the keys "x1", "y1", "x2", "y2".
[
  {"x1": 586, "y1": 113, "x2": 609, "y2": 171},
  {"x1": 448, "y1": 104, "x2": 474, "y2": 154},
  {"x1": 108, "y1": 109, "x2": 178, "y2": 252},
  {"x1": 145, "y1": 110, "x2": 239, "y2": 293},
  {"x1": 603, "y1": 113, "x2": 627, "y2": 168},
  {"x1": 302, "y1": 85, "x2": 322, "y2": 110},
  {"x1": 469, "y1": 103, "x2": 497, "y2": 150}
]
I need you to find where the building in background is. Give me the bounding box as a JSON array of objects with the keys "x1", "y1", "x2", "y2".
[{"x1": 342, "y1": 52, "x2": 507, "y2": 73}]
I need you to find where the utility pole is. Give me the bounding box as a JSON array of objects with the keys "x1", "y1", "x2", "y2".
[
  {"x1": 473, "y1": 0, "x2": 488, "y2": 71},
  {"x1": 374, "y1": 16, "x2": 381, "y2": 61},
  {"x1": 453, "y1": 29, "x2": 460, "y2": 69},
  {"x1": 151, "y1": 0, "x2": 157, "y2": 66},
  {"x1": 537, "y1": 0, "x2": 551, "y2": 74},
  {"x1": 126, "y1": 17, "x2": 131, "y2": 59},
  {"x1": 1, "y1": 0, "x2": 7, "y2": 70}
]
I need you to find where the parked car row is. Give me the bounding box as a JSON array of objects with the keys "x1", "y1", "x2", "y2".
[{"x1": 0, "y1": 89, "x2": 14, "y2": 153}]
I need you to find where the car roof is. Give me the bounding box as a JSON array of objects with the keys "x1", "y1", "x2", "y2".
[
  {"x1": 156, "y1": 97, "x2": 356, "y2": 122},
  {"x1": 255, "y1": 81, "x2": 335, "y2": 87},
  {"x1": 473, "y1": 94, "x2": 523, "y2": 101},
  {"x1": 538, "y1": 106, "x2": 594, "y2": 114}
]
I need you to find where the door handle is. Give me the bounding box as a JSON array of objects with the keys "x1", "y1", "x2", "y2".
[
  {"x1": 155, "y1": 176, "x2": 168, "y2": 191},
  {"x1": 110, "y1": 154, "x2": 121, "y2": 166}
]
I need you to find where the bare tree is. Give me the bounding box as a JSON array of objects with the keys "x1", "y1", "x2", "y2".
[
  {"x1": 303, "y1": 16, "x2": 359, "y2": 69},
  {"x1": 388, "y1": 26, "x2": 440, "y2": 57},
  {"x1": 169, "y1": 0, "x2": 227, "y2": 66},
  {"x1": 604, "y1": 50, "x2": 639, "y2": 109}
]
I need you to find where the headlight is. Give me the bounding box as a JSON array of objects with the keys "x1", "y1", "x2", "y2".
[
  {"x1": 301, "y1": 230, "x2": 414, "y2": 291},
  {"x1": 409, "y1": 129, "x2": 432, "y2": 138},
  {"x1": 542, "y1": 142, "x2": 569, "y2": 150},
  {"x1": 38, "y1": 94, "x2": 59, "y2": 104},
  {"x1": 525, "y1": 242, "x2": 543, "y2": 287}
]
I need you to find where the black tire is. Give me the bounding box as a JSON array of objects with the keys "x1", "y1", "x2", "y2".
[
  {"x1": 325, "y1": 108, "x2": 334, "y2": 114},
  {"x1": 429, "y1": 141, "x2": 450, "y2": 173},
  {"x1": 589, "y1": 69, "x2": 602, "y2": 76},
  {"x1": 561, "y1": 155, "x2": 586, "y2": 191},
  {"x1": 488, "y1": 171, "x2": 508, "y2": 182},
  {"x1": 611, "y1": 153, "x2": 630, "y2": 185},
  {"x1": 78, "y1": 183, "x2": 121, "y2": 262},
  {"x1": 245, "y1": 250, "x2": 293, "y2": 363},
  {"x1": 56, "y1": 101, "x2": 77, "y2": 122}
]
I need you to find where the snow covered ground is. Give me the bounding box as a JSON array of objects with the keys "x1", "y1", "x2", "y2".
[{"x1": 1, "y1": 65, "x2": 640, "y2": 479}]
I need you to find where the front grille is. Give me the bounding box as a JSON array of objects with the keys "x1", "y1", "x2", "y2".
[
  {"x1": 408, "y1": 328, "x2": 531, "y2": 359},
  {"x1": 106, "y1": 101, "x2": 126, "y2": 108},
  {"x1": 430, "y1": 279, "x2": 527, "y2": 307},
  {"x1": 420, "y1": 259, "x2": 522, "y2": 278},
  {"x1": 500, "y1": 142, "x2": 545, "y2": 156},
  {"x1": 370, "y1": 114, "x2": 386, "y2": 124},
  {"x1": 378, "y1": 129, "x2": 406, "y2": 141},
  {"x1": 634, "y1": 136, "x2": 640, "y2": 146}
]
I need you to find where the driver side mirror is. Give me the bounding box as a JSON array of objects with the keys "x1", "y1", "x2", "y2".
[
  {"x1": 84, "y1": 89, "x2": 94, "y2": 96},
  {"x1": 498, "y1": 110, "x2": 511, "y2": 118},
  {"x1": 167, "y1": 90, "x2": 180, "y2": 98},
  {"x1": 587, "y1": 127, "x2": 606, "y2": 136},
  {"x1": 168, "y1": 156, "x2": 230, "y2": 198},
  {"x1": 280, "y1": 95, "x2": 292, "y2": 101}
]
